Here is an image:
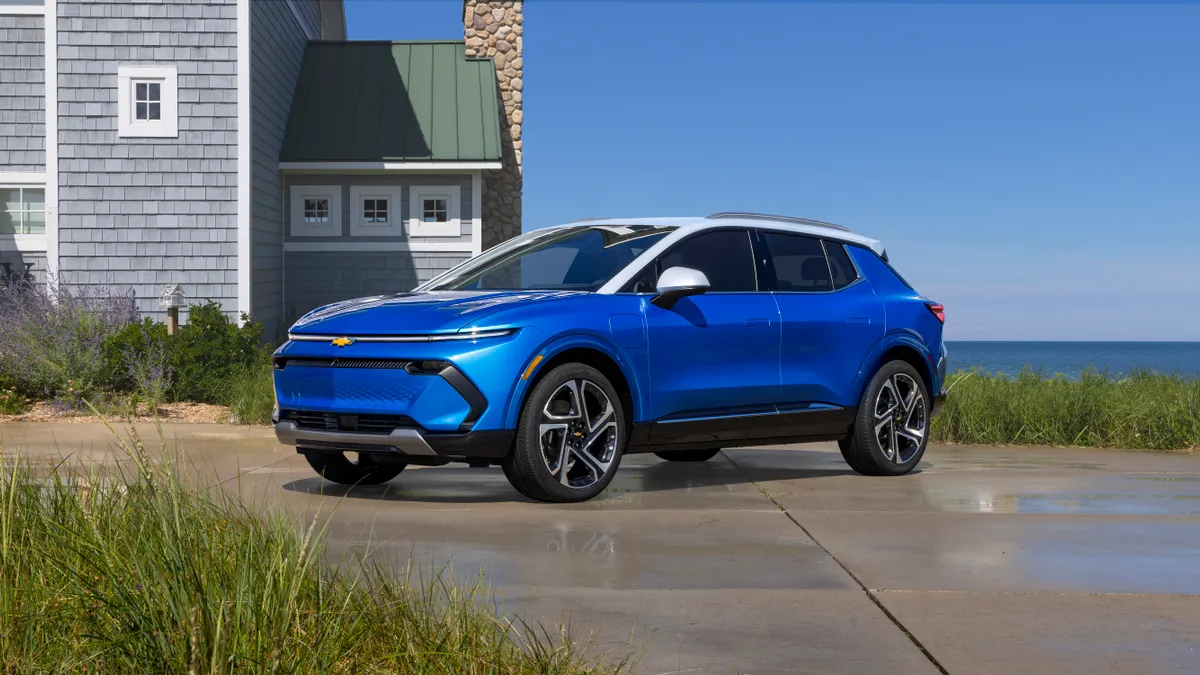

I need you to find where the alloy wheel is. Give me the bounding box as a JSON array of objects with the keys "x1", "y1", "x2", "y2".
[
  {"x1": 873, "y1": 372, "x2": 926, "y2": 464},
  {"x1": 539, "y1": 379, "x2": 619, "y2": 489}
]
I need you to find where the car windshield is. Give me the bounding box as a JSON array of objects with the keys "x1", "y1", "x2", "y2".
[{"x1": 425, "y1": 225, "x2": 675, "y2": 292}]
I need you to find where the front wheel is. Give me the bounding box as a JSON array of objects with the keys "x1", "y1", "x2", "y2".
[
  {"x1": 502, "y1": 363, "x2": 626, "y2": 503},
  {"x1": 839, "y1": 361, "x2": 930, "y2": 476},
  {"x1": 302, "y1": 450, "x2": 406, "y2": 485}
]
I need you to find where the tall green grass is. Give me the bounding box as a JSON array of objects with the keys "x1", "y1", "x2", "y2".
[
  {"x1": 931, "y1": 368, "x2": 1200, "y2": 451},
  {"x1": 0, "y1": 424, "x2": 624, "y2": 673}
]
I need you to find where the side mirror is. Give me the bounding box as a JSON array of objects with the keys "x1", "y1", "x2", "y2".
[{"x1": 652, "y1": 266, "x2": 710, "y2": 309}]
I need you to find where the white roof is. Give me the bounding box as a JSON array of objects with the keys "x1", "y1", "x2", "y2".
[{"x1": 566, "y1": 215, "x2": 884, "y2": 255}]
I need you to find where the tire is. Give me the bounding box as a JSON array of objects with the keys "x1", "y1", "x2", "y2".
[
  {"x1": 839, "y1": 360, "x2": 930, "y2": 476},
  {"x1": 654, "y1": 449, "x2": 721, "y2": 462},
  {"x1": 502, "y1": 363, "x2": 627, "y2": 503},
  {"x1": 302, "y1": 449, "x2": 406, "y2": 485}
]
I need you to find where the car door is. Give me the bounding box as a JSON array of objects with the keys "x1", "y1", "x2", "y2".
[
  {"x1": 758, "y1": 231, "x2": 884, "y2": 408},
  {"x1": 642, "y1": 228, "x2": 781, "y2": 422}
]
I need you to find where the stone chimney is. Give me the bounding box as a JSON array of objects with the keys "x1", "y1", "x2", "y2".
[{"x1": 463, "y1": 1, "x2": 523, "y2": 249}]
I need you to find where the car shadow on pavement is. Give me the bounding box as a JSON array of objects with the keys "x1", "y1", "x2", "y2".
[{"x1": 279, "y1": 448, "x2": 864, "y2": 504}]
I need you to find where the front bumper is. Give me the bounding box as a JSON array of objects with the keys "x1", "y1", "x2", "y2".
[{"x1": 275, "y1": 421, "x2": 514, "y2": 462}]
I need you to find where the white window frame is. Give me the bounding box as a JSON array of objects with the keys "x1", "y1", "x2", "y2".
[
  {"x1": 349, "y1": 185, "x2": 403, "y2": 236},
  {"x1": 408, "y1": 185, "x2": 462, "y2": 238},
  {"x1": 117, "y1": 65, "x2": 178, "y2": 138},
  {"x1": 289, "y1": 185, "x2": 342, "y2": 237},
  {"x1": 0, "y1": 174, "x2": 47, "y2": 252}
]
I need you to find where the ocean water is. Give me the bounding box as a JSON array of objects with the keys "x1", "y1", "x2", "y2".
[{"x1": 946, "y1": 342, "x2": 1200, "y2": 378}]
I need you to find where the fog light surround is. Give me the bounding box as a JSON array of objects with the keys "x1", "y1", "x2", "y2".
[{"x1": 405, "y1": 359, "x2": 450, "y2": 375}]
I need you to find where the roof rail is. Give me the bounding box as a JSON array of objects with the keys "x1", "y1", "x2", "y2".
[{"x1": 706, "y1": 212, "x2": 853, "y2": 233}]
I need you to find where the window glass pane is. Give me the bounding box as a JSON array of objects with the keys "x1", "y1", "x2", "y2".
[
  {"x1": 430, "y1": 226, "x2": 674, "y2": 292},
  {"x1": 23, "y1": 209, "x2": 44, "y2": 235},
  {"x1": 761, "y1": 232, "x2": 831, "y2": 292},
  {"x1": 148, "y1": 82, "x2": 161, "y2": 101},
  {"x1": 148, "y1": 103, "x2": 161, "y2": 120},
  {"x1": 824, "y1": 241, "x2": 859, "y2": 289},
  {"x1": 22, "y1": 188, "x2": 44, "y2": 210},
  {"x1": 136, "y1": 82, "x2": 147, "y2": 100},
  {"x1": 136, "y1": 102, "x2": 147, "y2": 120},
  {"x1": 1, "y1": 188, "x2": 19, "y2": 211},
  {"x1": 659, "y1": 230, "x2": 757, "y2": 292},
  {"x1": 422, "y1": 197, "x2": 448, "y2": 223},
  {"x1": 303, "y1": 197, "x2": 330, "y2": 223}
]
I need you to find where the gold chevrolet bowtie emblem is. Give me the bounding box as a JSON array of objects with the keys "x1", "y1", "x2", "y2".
[{"x1": 331, "y1": 337, "x2": 355, "y2": 348}]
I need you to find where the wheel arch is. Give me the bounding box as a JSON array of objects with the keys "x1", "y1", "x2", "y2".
[
  {"x1": 854, "y1": 332, "x2": 936, "y2": 402},
  {"x1": 502, "y1": 336, "x2": 643, "y2": 430}
]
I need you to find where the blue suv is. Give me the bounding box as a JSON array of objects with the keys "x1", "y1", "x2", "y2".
[{"x1": 273, "y1": 213, "x2": 947, "y2": 503}]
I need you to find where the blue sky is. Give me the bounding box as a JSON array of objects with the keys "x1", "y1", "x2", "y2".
[{"x1": 346, "y1": 1, "x2": 1200, "y2": 341}]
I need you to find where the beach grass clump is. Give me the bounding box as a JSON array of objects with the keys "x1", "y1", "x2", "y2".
[
  {"x1": 931, "y1": 368, "x2": 1200, "y2": 451},
  {"x1": 0, "y1": 425, "x2": 622, "y2": 674}
]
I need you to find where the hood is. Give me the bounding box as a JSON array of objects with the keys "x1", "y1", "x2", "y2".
[{"x1": 289, "y1": 291, "x2": 584, "y2": 336}]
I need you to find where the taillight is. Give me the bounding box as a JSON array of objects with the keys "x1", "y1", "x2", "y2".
[{"x1": 926, "y1": 302, "x2": 945, "y2": 324}]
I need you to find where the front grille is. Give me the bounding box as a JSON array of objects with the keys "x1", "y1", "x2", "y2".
[
  {"x1": 278, "y1": 358, "x2": 409, "y2": 370},
  {"x1": 282, "y1": 410, "x2": 418, "y2": 434}
]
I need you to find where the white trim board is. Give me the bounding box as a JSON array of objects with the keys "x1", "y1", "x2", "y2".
[
  {"x1": 279, "y1": 161, "x2": 502, "y2": 173},
  {"x1": 44, "y1": 0, "x2": 57, "y2": 280},
  {"x1": 236, "y1": 0, "x2": 251, "y2": 318},
  {"x1": 0, "y1": 4, "x2": 45, "y2": 16},
  {"x1": 0, "y1": 172, "x2": 45, "y2": 184},
  {"x1": 0, "y1": 235, "x2": 48, "y2": 252},
  {"x1": 471, "y1": 172, "x2": 482, "y2": 256},
  {"x1": 284, "y1": 241, "x2": 475, "y2": 253}
]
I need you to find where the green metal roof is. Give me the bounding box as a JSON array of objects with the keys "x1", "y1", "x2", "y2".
[{"x1": 280, "y1": 41, "x2": 503, "y2": 163}]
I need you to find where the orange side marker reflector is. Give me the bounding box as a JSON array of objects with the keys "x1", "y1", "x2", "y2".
[{"x1": 521, "y1": 354, "x2": 544, "y2": 380}]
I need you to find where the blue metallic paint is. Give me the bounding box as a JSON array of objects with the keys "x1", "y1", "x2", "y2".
[{"x1": 274, "y1": 239, "x2": 945, "y2": 448}]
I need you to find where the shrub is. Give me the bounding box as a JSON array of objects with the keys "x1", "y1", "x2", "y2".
[
  {"x1": 171, "y1": 301, "x2": 270, "y2": 403},
  {"x1": 0, "y1": 279, "x2": 138, "y2": 398},
  {"x1": 101, "y1": 318, "x2": 171, "y2": 394},
  {"x1": 0, "y1": 387, "x2": 31, "y2": 415}
]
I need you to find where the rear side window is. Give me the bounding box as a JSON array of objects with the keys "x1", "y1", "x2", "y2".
[
  {"x1": 659, "y1": 229, "x2": 758, "y2": 292},
  {"x1": 822, "y1": 240, "x2": 860, "y2": 289},
  {"x1": 760, "y1": 232, "x2": 831, "y2": 292}
]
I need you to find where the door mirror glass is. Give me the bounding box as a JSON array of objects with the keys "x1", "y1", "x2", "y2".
[{"x1": 652, "y1": 266, "x2": 710, "y2": 308}]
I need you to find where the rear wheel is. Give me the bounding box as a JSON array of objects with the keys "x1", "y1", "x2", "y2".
[
  {"x1": 654, "y1": 449, "x2": 721, "y2": 462},
  {"x1": 302, "y1": 449, "x2": 406, "y2": 485},
  {"x1": 839, "y1": 360, "x2": 929, "y2": 476},
  {"x1": 502, "y1": 363, "x2": 626, "y2": 503}
]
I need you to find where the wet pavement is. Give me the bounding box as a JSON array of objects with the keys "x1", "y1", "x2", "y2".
[{"x1": 3, "y1": 422, "x2": 1199, "y2": 674}]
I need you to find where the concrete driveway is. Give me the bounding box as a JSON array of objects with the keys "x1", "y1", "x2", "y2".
[{"x1": 3, "y1": 422, "x2": 1199, "y2": 674}]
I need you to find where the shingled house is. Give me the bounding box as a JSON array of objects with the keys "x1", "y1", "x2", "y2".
[{"x1": 0, "y1": 0, "x2": 524, "y2": 337}]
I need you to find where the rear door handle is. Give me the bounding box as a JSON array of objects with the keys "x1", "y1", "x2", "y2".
[{"x1": 746, "y1": 318, "x2": 772, "y2": 327}]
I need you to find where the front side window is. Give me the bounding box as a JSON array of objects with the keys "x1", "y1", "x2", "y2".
[
  {"x1": 761, "y1": 231, "x2": 832, "y2": 292},
  {"x1": 363, "y1": 198, "x2": 389, "y2": 223},
  {"x1": 0, "y1": 187, "x2": 46, "y2": 235},
  {"x1": 658, "y1": 229, "x2": 758, "y2": 292},
  {"x1": 427, "y1": 226, "x2": 674, "y2": 292},
  {"x1": 303, "y1": 197, "x2": 330, "y2": 223},
  {"x1": 422, "y1": 197, "x2": 449, "y2": 223},
  {"x1": 134, "y1": 81, "x2": 162, "y2": 121}
]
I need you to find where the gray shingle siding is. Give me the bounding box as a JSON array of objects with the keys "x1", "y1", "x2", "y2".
[
  {"x1": 283, "y1": 174, "x2": 475, "y2": 243},
  {"x1": 250, "y1": 0, "x2": 314, "y2": 339},
  {"x1": 0, "y1": 14, "x2": 45, "y2": 172},
  {"x1": 56, "y1": 0, "x2": 238, "y2": 319},
  {"x1": 284, "y1": 250, "x2": 470, "y2": 322},
  {"x1": 0, "y1": 251, "x2": 46, "y2": 286}
]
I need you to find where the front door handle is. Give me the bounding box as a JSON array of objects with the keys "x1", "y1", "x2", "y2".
[
  {"x1": 846, "y1": 317, "x2": 870, "y2": 325},
  {"x1": 745, "y1": 318, "x2": 772, "y2": 327}
]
